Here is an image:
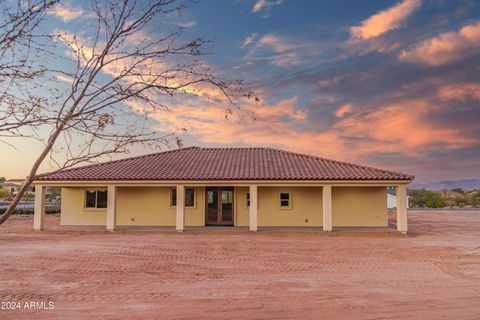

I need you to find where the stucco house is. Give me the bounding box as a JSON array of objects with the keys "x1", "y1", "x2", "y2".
[
  {"x1": 2, "y1": 179, "x2": 34, "y2": 195},
  {"x1": 32, "y1": 147, "x2": 413, "y2": 233},
  {"x1": 1, "y1": 179, "x2": 53, "y2": 197}
]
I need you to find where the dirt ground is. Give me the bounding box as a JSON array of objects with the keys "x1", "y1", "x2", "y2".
[{"x1": 0, "y1": 210, "x2": 479, "y2": 319}]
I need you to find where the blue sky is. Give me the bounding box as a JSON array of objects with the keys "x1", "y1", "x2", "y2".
[{"x1": 1, "y1": 0, "x2": 480, "y2": 183}]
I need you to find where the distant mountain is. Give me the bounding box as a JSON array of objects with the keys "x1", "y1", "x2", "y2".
[{"x1": 409, "y1": 179, "x2": 480, "y2": 191}]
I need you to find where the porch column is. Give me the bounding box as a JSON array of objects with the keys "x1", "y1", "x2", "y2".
[
  {"x1": 396, "y1": 184, "x2": 408, "y2": 234},
  {"x1": 33, "y1": 185, "x2": 46, "y2": 231},
  {"x1": 176, "y1": 185, "x2": 185, "y2": 231},
  {"x1": 106, "y1": 185, "x2": 117, "y2": 231},
  {"x1": 249, "y1": 185, "x2": 258, "y2": 231},
  {"x1": 322, "y1": 185, "x2": 332, "y2": 232}
]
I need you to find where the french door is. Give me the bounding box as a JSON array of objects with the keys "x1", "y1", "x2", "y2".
[{"x1": 206, "y1": 187, "x2": 234, "y2": 226}]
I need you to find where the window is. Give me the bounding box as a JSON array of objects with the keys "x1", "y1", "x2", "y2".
[
  {"x1": 185, "y1": 188, "x2": 195, "y2": 207},
  {"x1": 279, "y1": 192, "x2": 291, "y2": 209},
  {"x1": 171, "y1": 187, "x2": 195, "y2": 207},
  {"x1": 246, "y1": 192, "x2": 250, "y2": 207},
  {"x1": 85, "y1": 190, "x2": 107, "y2": 209},
  {"x1": 171, "y1": 188, "x2": 177, "y2": 207},
  {"x1": 207, "y1": 190, "x2": 214, "y2": 204}
]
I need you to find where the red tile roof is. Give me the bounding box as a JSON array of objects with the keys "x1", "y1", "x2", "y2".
[{"x1": 36, "y1": 147, "x2": 414, "y2": 182}]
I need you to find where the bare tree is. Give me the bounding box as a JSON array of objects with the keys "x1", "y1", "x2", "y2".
[
  {"x1": 0, "y1": 0, "x2": 254, "y2": 225},
  {"x1": 0, "y1": 0, "x2": 58, "y2": 139}
]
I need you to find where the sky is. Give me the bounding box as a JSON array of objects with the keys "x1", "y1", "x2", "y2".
[{"x1": 1, "y1": 0, "x2": 480, "y2": 183}]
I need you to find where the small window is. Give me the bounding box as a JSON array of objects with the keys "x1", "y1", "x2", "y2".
[
  {"x1": 246, "y1": 192, "x2": 250, "y2": 207},
  {"x1": 185, "y1": 188, "x2": 195, "y2": 207},
  {"x1": 279, "y1": 192, "x2": 291, "y2": 209},
  {"x1": 171, "y1": 188, "x2": 177, "y2": 207},
  {"x1": 171, "y1": 187, "x2": 195, "y2": 207},
  {"x1": 85, "y1": 190, "x2": 107, "y2": 209}
]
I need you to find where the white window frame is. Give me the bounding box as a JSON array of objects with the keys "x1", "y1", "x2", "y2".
[
  {"x1": 84, "y1": 189, "x2": 108, "y2": 209},
  {"x1": 278, "y1": 191, "x2": 292, "y2": 210},
  {"x1": 170, "y1": 187, "x2": 196, "y2": 208}
]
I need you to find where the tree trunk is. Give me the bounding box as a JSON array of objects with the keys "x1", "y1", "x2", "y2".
[{"x1": 0, "y1": 124, "x2": 65, "y2": 225}]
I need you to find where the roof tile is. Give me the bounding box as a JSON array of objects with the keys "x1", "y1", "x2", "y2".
[{"x1": 36, "y1": 147, "x2": 414, "y2": 181}]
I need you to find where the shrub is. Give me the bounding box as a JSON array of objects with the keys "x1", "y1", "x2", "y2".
[{"x1": 0, "y1": 208, "x2": 60, "y2": 215}]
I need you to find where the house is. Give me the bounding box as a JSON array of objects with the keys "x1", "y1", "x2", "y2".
[
  {"x1": 1, "y1": 179, "x2": 34, "y2": 195},
  {"x1": 387, "y1": 187, "x2": 410, "y2": 209},
  {"x1": 33, "y1": 147, "x2": 413, "y2": 233},
  {"x1": 1, "y1": 179, "x2": 52, "y2": 197}
]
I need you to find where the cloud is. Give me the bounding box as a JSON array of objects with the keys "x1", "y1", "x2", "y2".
[
  {"x1": 132, "y1": 76, "x2": 479, "y2": 161},
  {"x1": 334, "y1": 104, "x2": 352, "y2": 118},
  {"x1": 53, "y1": 30, "x2": 95, "y2": 61},
  {"x1": 350, "y1": 0, "x2": 421, "y2": 40},
  {"x1": 48, "y1": 3, "x2": 84, "y2": 22},
  {"x1": 242, "y1": 33, "x2": 258, "y2": 48},
  {"x1": 55, "y1": 74, "x2": 74, "y2": 83},
  {"x1": 335, "y1": 100, "x2": 476, "y2": 155},
  {"x1": 399, "y1": 21, "x2": 480, "y2": 66},
  {"x1": 178, "y1": 21, "x2": 196, "y2": 28},
  {"x1": 437, "y1": 83, "x2": 480, "y2": 101},
  {"x1": 252, "y1": 0, "x2": 283, "y2": 13},
  {"x1": 244, "y1": 33, "x2": 320, "y2": 67}
]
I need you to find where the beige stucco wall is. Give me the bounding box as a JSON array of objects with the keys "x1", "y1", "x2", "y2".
[
  {"x1": 235, "y1": 187, "x2": 250, "y2": 226},
  {"x1": 61, "y1": 187, "x2": 107, "y2": 226},
  {"x1": 61, "y1": 185, "x2": 386, "y2": 228},
  {"x1": 116, "y1": 186, "x2": 205, "y2": 227},
  {"x1": 332, "y1": 186, "x2": 387, "y2": 227},
  {"x1": 235, "y1": 186, "x2": 324, "y2": 227},
  {"x1": 61, "y1": 186, "x2": 205, "y2": 227}
]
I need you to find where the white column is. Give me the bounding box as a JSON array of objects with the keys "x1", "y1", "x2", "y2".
[
  {"x1": 106, "y1": 185, "x2": 117, "y2": 231},
  {"x1": 34, "y1": 185, "x2": 46, "y2": 231},
  {"x1": 396, "y1": 184, "x2": 408, "y2": 234},
  {"x1": 323, "y1": 185, "x2": 332, "y2": 232},
  {"x1": 176, "y1": 185, "x2": 185, "y2": 231},
  {"x1": 249, "y1": 185, "x2": 258, "y2": 231}
]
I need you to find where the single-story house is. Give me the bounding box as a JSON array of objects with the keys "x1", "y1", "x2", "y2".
[
  {"x1": 1, "y1": 179, "x2": 53, "y2": 196},
  {"x1": 387, "y1": 187, "x2": 410, "y2": 209},
  {"x1": 1, "y1": 179, "x2": 34, "y2": 195},
  {"x1": 33, "y1": 147, "x2": 413, "y2": 233}
]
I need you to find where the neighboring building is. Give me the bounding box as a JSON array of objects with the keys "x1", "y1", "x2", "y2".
[
  {"x1": 33, "y1": 147, "x2": 413, "y2": 233},
  {"x1": 0, "y1": 179, "x2": 53, "y2": 196},
  {"x1": 1, "y1": 179, "x2": 33, "y2": 195},
  {"x1": 387, "y1": 187, "x2": 410, "y2": 209}
]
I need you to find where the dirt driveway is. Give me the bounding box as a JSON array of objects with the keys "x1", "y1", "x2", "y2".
[{"x1": 0, "y1": 210, "x2": 479, "y2": 319}]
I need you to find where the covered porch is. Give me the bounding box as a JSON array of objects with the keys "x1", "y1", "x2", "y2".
[{"x1": 32, "y1": 182, "x2": 409, "y2": 234}]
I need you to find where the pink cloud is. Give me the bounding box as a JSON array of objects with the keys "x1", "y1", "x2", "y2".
[
  {"x1": 252, "y1": 0, "x2": 283, "y2": 13},
  {"x1": 335, "y1": 100, "x2": 477, "y2": 156},
  {"x1": 399, "y1": 22, "x2": 480, "y2": 66},
  {"x1": 437, "y1": 83, "x2": 480, "y2": 101},
  {"x1": 350, "y1": 0, "x2": 421, "y2": 40},
  {"x1": 335, "y1": 104, "x2": 353, "y2": 118},
  {"x1": 48, "y1": 3, "x2": 84, "y2": 22}
]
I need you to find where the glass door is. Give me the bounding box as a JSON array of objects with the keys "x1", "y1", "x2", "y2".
[
  {"x1": 221, "y1": 189, "x2": 233, "y2": 224},
  {"x1": 206, "y1": 188, "x2": 218, "y2": 225},
  {"x1": 205, "y1": 187, "x2": 234, "y2": 226}
]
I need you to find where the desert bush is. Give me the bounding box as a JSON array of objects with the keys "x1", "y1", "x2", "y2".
[
  {"x1": 409, "y1": 189, "x2": 446, "y2": 208},
  {"x1": 0, "y1": 208, "x2": 60, "y2": 215}
]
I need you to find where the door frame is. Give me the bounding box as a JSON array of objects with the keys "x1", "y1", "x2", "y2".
[{"x1": 205, "y1": 187, "x2": 235, "y2": 226}]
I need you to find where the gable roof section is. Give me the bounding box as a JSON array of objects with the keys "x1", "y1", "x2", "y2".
[{"x1": 36, "y1": 147, "x2": 414, "y2": 182}]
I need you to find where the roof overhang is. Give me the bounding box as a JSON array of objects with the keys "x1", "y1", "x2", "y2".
[{"x1": 33, "y1": 179, "x2": 413, "y2": 187}]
